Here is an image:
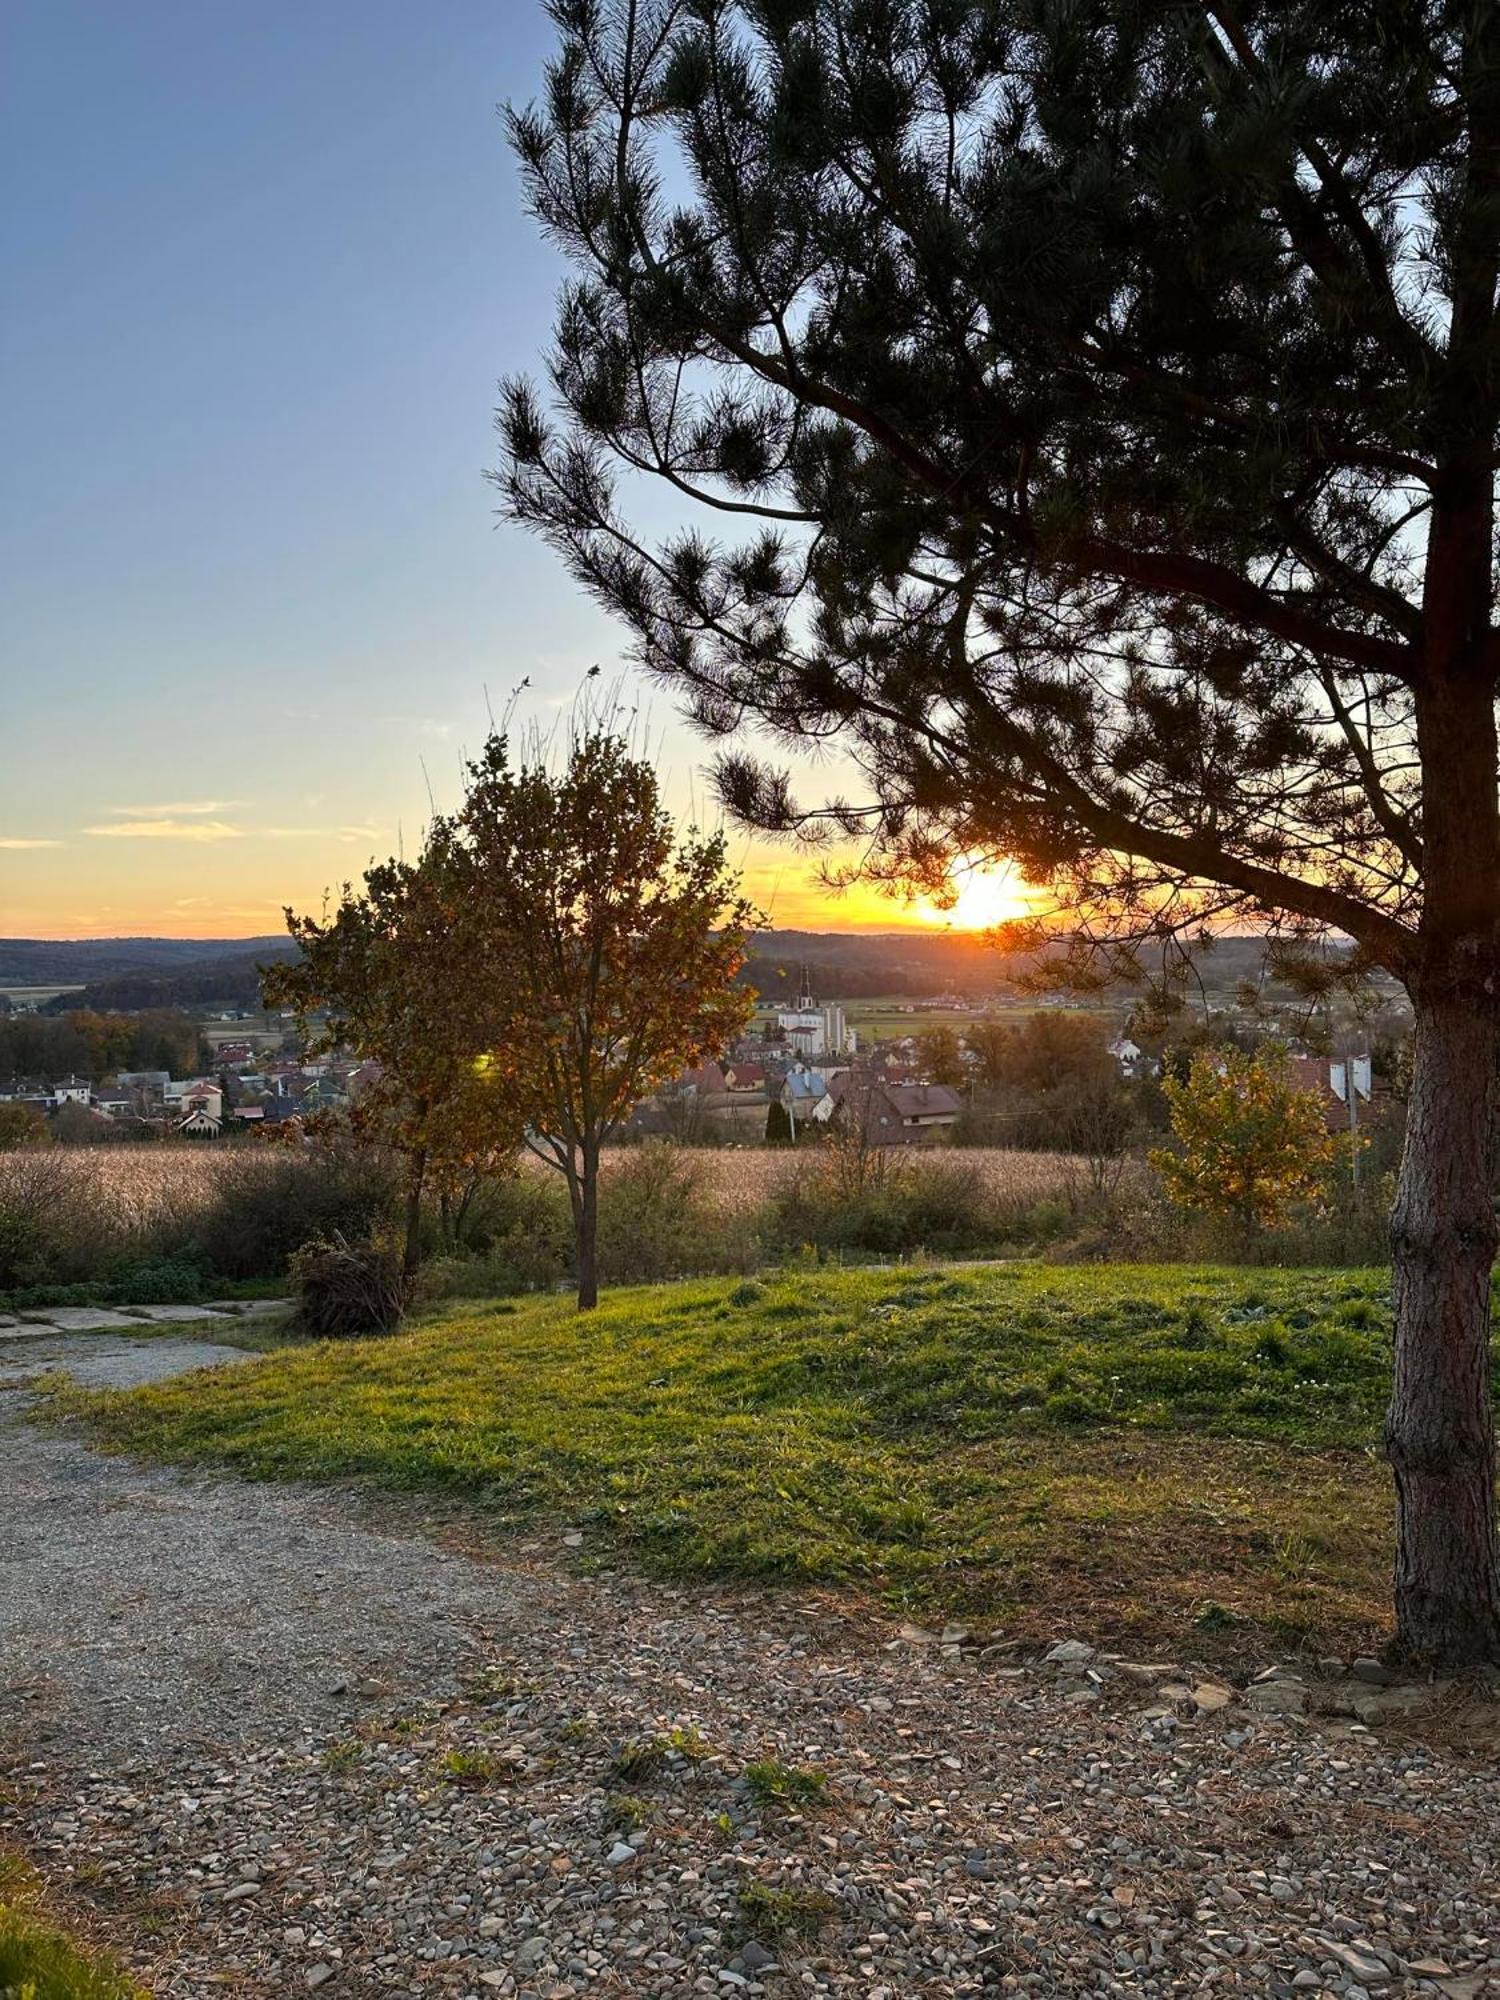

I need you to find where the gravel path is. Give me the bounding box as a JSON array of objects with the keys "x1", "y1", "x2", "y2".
[{"x1": 2, "y1": 1333, "x2": 1498, "y2": 2000}]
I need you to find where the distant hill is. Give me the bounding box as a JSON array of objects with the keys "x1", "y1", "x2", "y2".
[
  {"x1": 0, "y1": 936, "x2": 290, "y2": 985},
  {"x1": 3, "y1": 927, "x2": 1334, "y2": 1015}
]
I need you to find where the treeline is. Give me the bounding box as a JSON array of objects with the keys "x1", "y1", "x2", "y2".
[
  {"x1": 0, "y1": 1009, "x2": 208, "y2": 1083},
  {"x1": 42, "y1": 946, "x2": 298, "y2": 1016},
  {"x1": 738, "y1": 954, "x2": 953, "y2": 1000}
]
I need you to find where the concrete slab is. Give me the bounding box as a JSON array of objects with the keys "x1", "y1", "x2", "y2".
[
  {"x1": 121, "y1": 1304, "x2": 234, "y2": 1324},
  {"x1": 18, "y1": 1308, "x2": 141, "y2": 1333}
]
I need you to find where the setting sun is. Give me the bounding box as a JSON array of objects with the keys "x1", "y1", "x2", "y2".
[{"x1": 918, "y1": 860, "x2": 1034, "y2": 930}]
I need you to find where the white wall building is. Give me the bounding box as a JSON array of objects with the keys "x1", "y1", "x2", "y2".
[{"x1": 776, "y1": 978, "x2": 851, "y2": 1058}]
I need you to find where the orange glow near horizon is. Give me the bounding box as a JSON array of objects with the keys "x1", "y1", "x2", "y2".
[{"x1": 912, "y1": 859, "x2": 1037, "y2": 932}]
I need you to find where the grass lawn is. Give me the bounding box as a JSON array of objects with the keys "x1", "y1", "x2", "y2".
[{"x1": 48, "y1": 1263, "x2": 1428, "y2": 1657}]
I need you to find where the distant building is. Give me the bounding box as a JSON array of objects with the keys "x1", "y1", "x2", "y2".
[
  {"x1": 167, "y1": 1080, "x2": 224, "y2": 1123},
  {"x1": 177, "y1": 1104, "x2": 223, "y2": 1139},
  {"x1": 1289, "y1": 1053, "x2": 1381, "y2": 1133},
  {"x1": 824, "y1": 1074, "x2": 963, "y2": 1146},
  {"x1": 775, "y1": 972, "x2": 852, "y2": 1059}
]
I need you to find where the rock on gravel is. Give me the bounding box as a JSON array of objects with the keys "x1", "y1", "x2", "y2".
[{"x1": 2, "y1": 1334, "x2": 1498, "y2": 2000}]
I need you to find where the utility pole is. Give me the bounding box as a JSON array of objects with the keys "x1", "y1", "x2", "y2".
[{"x1": 1338, "y1": 1030, "x2": 1361, "y2": 1198}]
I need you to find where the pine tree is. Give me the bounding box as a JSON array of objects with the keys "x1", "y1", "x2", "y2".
[
  {"x1": 500, "y1": 2, "x2": 1500, "y2": 1663},
  {"x1": 766, "y1": 1098, "x2": 794, "y2": 1147}
]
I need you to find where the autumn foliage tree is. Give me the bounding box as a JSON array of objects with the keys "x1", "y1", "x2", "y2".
[
  {"x1": 446, "y1": 725, "x2": 759, "y2": 1310},
  {"x1": 265, "y1": 849, "x2": 517, "y2": 1278},
  {"x1": 501, "y1": 1, "x2": 1500, "y2": 1663},
  {"x1": 1151, "y1": 1048, "x2": 1346, "y2": 1235}
]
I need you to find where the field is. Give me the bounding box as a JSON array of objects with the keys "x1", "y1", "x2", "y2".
[
  {"x1": 52, "y1": 1262, "x2": 1412, "y2": 1657},
  {"x1": 0, "y1": 1145, "x2": 236, "y2": 1231},
  {"x1": 843, "y1": 998, "x2": 1119, "y2": 1041},
  {"x1": 748, "y1": 993, "x2": 1124, "y2": 1043},
  {"x1": 10, "y1": 1142, "x2": 1085, "y2": 1220}
]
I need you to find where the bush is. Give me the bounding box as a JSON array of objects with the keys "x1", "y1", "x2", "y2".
[
  {"x1": 597, "y1": 1142, "x2": 757, "y2": 1282},
  {"x1": 766, "y1": 1153, "x2": 996, "y2": 1257},
  {"x1": 0, "y1": 1150, "x2": 89, "y2": 1289},
  {"x1": 454, "y1": 1172, "x2": 573, "y2": 1293},
  {"x1": 290, "y1": 1235, "x2": 410, "y2": 1339},
  {"x1": 108, "y1": 1255, "x2": 210, "y2": 1305},
  {"x1": 192, "y1": 1144, "x2": 400, "y2": 1280}
]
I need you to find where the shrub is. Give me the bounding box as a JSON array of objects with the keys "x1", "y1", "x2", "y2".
[
  {"x1": 289, "y1": 1235, "x2": 410, "y2": 1339},
  {"x1": 193, "y1": 1144, "x2": 400, "y2": 1280},
  {"x1": 766, "y1": 1154, "x2": 995, "y2": 1257},
  {"x1": 108, "y1": 1255, "x2": 209, "y2": 1305},
  {"x1": 0, "y1": 1149, "x2": 89, "y2": 1289},
  {"x1": 458, "y1": 1172, "x2": 573, "y2": 1292},
  {"x1": 597, "y1": 1142, "x2": 756, "y2": 1282}
]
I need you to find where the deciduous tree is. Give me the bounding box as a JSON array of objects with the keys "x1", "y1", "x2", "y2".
[
  {"x1": 501, "y1": 1, "x2": 1500, "y2": 1662},
  {"x1": 1151, "y1": 1048, "x2": 1344, "y2": 1233},
  {"x1": 266, "y1": 848, "x2": 515, "y2": 1278},
  {"x1": 919, "y1": 1024, "x2": 966, "y2": 1089},
  {"x1": 449, "y1": 725, "x2": 759, "y2": 1310}
]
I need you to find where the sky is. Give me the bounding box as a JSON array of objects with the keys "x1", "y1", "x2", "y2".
[{"x1": 0, "y1": 0, "x2": 983, "y2": 940}]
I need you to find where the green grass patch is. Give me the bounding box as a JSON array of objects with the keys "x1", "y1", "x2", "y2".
[
  {"x1": 0, "y1": 1851, "x2": 147, "y2": 2000},
  {"x1": 47, "y1": 1263, "x2": 1433, "y2": 1653}
]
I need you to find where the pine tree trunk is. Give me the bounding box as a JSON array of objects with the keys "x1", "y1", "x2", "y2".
[{"x1": 1388, "y1": 992, "x2": 1500, "y2": 1663}]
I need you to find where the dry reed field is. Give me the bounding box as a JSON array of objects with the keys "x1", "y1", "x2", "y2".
[
  {"x1": 12, "y1": 1141, "x2": 1084, "y2": 1224},
  {"x1": 546, "y1": 1143, "x2": 1086, "y2": 1206},
  {"x1": 1, "y1": 1145, "x2": 240, "y2": 1232}
]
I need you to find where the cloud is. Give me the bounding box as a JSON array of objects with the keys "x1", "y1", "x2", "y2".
[
  {"x1": 110, "y1": 800, "x2": 244, "y2": 818},
  {"x1": 0, "y1": 837, "x2": 64, "y2": 850},
  {"x1": 262, "y1": 824, "x2": 384, "y2": 843},
  {"x1": 84, "y1": 819, "x2": 243, "y2": 842},
  {"x1": 376, "y1": 714, "x2": 454, "y2": 739}
]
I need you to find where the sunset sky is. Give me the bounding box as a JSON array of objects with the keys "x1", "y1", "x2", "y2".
[{"x1": 0, "y1": 1, "x2": 1017, "y2": 941}]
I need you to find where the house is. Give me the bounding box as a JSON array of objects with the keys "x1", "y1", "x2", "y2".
[
  {"x1": 1108, "y1": 1036, "x2": 1144, "y2": 1077},
  {"x1": 780, "y1": 1063, "x2": 850, "y2": 1135},
  {"x1": 824, "y1": 1075, "x2": 964, "y2": 1146},
  {"x1": 677, "y1": 1059, "x2": 728, "y2": 1097},
  {"x1": 167, "y1": 1081, "x2": 224, "y2": 1124},
  {"x1": 1289, "y1": 1053, "x2": 1383, "y2": 1133},
  {"x1": 51, "y1": 1076, "x2": 92, "y2": 1107},
  {"x1": 722, "y1": 1062, "x2": 766, "y2": 1093},
  {"x1": 92, "y1": 1082, "x2": 136, "y2": 1118},
  {"x1": 177, "y1": 1104, "x2": 223, "y2": 1139}
]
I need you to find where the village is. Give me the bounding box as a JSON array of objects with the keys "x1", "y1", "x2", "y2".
[{"x1": 0, "y1": 963, "x2": 1394, "y2": 1155}]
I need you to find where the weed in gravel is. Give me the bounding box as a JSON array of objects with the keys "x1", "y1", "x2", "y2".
[
  {"x1": 613, "y1": 1725, "x2": 710, "y2": 1781},
  {"x1": 742, "y1": 1759, "x2": 830, "y2": 1812},
  {"x1": 439, "y1": 1747, "x2": 519, "y2": 1787},
  {"x1": 603, "y1": 1794, "x2": 653, "y2": 1834},
  {"x1": 462, "y1": 1666, "x2": 532, "y2": 1703},
  {"x1": 736, "y1": 1880, "x2": 837, "y2": 1943},
  {"x1": 320, "y1": 1739, "x2": 364, "y2": 1776}
]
